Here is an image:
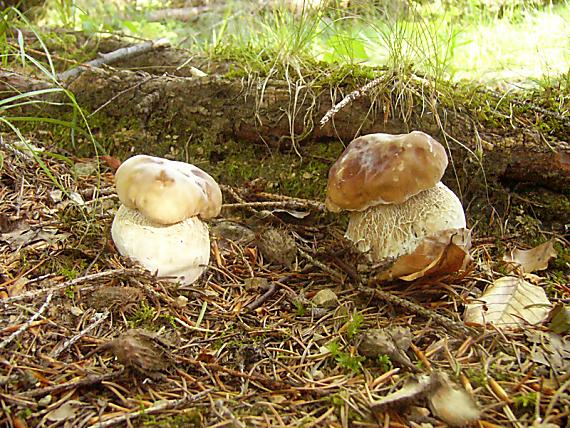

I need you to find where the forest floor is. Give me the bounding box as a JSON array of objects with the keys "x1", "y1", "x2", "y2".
[
  {"x1": 0, "y1": 128, "x2": 569, "y2": 427},
  {"x1": 1, "y1": 3, "x2": 570, "y2": 425}
]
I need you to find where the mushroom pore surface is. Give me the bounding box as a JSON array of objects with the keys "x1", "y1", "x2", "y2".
[
  {"x1": 115, "y1": 155, "x2": 222, "y2": 225},
  {"x1": 326, "y1": 131, "x2": 448, "y2": 212},
  {"x1": 345, "y1": 182, "x2": 466, "y2": 261}
]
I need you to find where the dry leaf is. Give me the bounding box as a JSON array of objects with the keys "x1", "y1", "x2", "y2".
[
  {"x1": 358, "y1": 327, "x2": 417, "y2": 371},
  {"x1": 0, "y1": 222, "x2": 69, "y2": 250},
  {"x1": 271, "y1": 209, "x2": 311, "y2": 219},
  {"x1": 45, "y1": 402, "x2": 78, "y2": 422},
  {"x1": 548, "y1": 304, "x2": 570, "y2": 334},
  {"x1": 100, "y1": 155, "x2": 122, "y2": 171},
  {"x1": 503, "y1": 240, "x2": 557, "y2": 273},
  {"x1": 527, "y1": 331, "x2": 570, "y2": 371},
  {"x1": 464, "y1": 276, "x2": 552, "y2": 329},
  {"x1": 428, "y1": 374, "x2": 480, "y2": 427},
  {"x1": 7, "y1": 277, "x2": 28, "y2": 297},
  {"x1": 377, "y1": 228, "x2": 471, "y2": 281},
  {"x1": 370, "y1": 374, "x2": 433, "y2": 411}
]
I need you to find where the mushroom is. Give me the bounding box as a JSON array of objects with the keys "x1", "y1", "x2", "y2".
[
  {"x1": 111, "y1": 155, "x2": 222, "y2": 285},
  {"x1": 325, "y1": 131, "x2": 466, "y2": 262}
]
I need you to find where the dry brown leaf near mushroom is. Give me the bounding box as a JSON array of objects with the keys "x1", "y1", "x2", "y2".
[
  {"x1": 503, "y1": 239, "x2": 558, "y2": 273},
  {"x1": 325, "y1": 131, "x2": 470, "y2": 280},
  {"x1": 464, "y1": 276, "x2": 552, "y2": 329}
]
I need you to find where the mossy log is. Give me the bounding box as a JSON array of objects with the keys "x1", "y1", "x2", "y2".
[{"x1": 2, "y1": 65, "x2": 567, "y2": 193}]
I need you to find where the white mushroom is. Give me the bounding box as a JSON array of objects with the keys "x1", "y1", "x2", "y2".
[
  {"x1": 325, "y1": 131, "x2": 466, "y2": 261},
  {"x1": 111, "y1": 155, "x2": 222, "y2": 285}
]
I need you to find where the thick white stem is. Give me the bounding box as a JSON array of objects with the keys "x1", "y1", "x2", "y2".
[{"x1": 346, "y1": 182, "x2": 466, "y2": 261}]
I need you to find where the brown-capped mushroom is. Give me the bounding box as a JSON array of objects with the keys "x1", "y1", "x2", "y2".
[{"x1": 326, "y1": 131, "x2": 466, "y2": 261}]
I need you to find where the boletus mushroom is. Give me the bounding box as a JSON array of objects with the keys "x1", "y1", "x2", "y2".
[
  {"x1": 111, "y1": 155, "x2": 222, "y2": 285},
  {"x1": 326, "y1": 131, "x2": 467, "y2": 266}
]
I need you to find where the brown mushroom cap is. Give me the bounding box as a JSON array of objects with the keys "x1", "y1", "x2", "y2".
[
  {"x1": 115, "y1": 155, "x2": 222, "y2": 225},
  {"x1": 325, "y1": 131, "x2": 448, "y2": 212}
]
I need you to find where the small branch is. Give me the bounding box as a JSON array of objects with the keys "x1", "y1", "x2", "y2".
[
  {"x1": 298, "y1": 248, "x2": 345, "y2": 283},
  {"x1": 87, "y1": 389, "x2": 212, "y2": 428},
  {"x1": 50, "y1": 311, "x2": 110, "y2": 358},
  {"x1": 1, "y1": 268, "x2": 143, "y2": 305},
  {"x1": 20, "y1": 369, "x2": 124, "y2": 399},
  {"x1": 357, "y1": 284, "x2": 476, "y2": 336},
  {"x1": 223, "y1": 200, "x2": 324, "y2": 211},
  {"x1": 58, "y1": 38, "x2": 170, "y2": 82},
  {"x1": 0, "y1": 293, "x2": 53, "y2": 350},
  {"x1": 245, "y1": 282, "x2": 278, "y2": 312},
  {"x1": 320, "y1": 75, "x2": 385, "y2": 127}
]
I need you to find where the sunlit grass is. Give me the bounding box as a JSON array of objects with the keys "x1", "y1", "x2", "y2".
[{"x1": 36, "y1": 0, "x2": 570, "y2": 86}]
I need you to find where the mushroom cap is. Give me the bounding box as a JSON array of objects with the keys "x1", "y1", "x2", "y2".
[
  {"x1": 115, "y1": 155, "x2": 222, "y2": 225},
  {"x1": 346, "y1": 182, "x2": 466, "y2": 261},
  {"x1": 325, "y1": 131, "x2": 448, "y2": 212},
  {"x1": 111, "y1": 205, "x2": 210, "y2": 285}
]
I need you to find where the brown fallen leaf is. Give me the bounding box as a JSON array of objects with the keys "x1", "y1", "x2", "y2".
[
  {"x1": 376, "y1": 228, "x2": 471, "y2": 281},
  {"x1": 428, "y1": 373, "x2": 480, "y2": 427},
  {"x1": 503, "y1": 240, "x2": 558, "y2": 273},
  {"x1": 358, "y1": 326, "x2": 417, "y2": 372},
  {"x1": 464, "y1": 276, "x2": 552, "y2": 329},
  {"x1": 100, "y1": 155, "x2": 122, "y2": 171},
  {"x1": 370, "y1": 373, "x2": 433, "y2": 412}
]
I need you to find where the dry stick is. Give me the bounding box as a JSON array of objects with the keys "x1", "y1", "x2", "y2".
[
  {"x1": 231, "y1": 189, "x2": 326, "y2": 211},
  {"x1": 320, "y1": 75, "x2": 385, "y2": 127},
  {"x1": 357, "y1": 285, "x2": 474, "y2": 336},
  {"x1": 0, "y1": 293, "x2": 53, "y2": 349},
  {"x1": 86, "y1": 389, "x2": 212, "y2": 428},
  {"x1": 50, "y1": 311, "x2": 110, "y2": 358},
  {"x1": 245, "y1": 282, "x2": 278, "y2": 312},
  {"x1": 223, "y1": 201, "x2": 323, "y2": 211},
  {"x1": 58, "y1": 38, "x2": 170, "y2": 82},
  {"x1": 1, "y1": 268, "x2": 143, "y2": 305},
  {"x1": 297, "y1": 248, "x2": 345, "y2": 283},
  {"x1": 20, "y1": 369, "x2": 124, "y2": 399},
  {"x1": 177, "y1": 356, "x2": 324, "y2": 397},
  {"x1": 300, "y1": 248, "x2": 473, "y2": 336}
]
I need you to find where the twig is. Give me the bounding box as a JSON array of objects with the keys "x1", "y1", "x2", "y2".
[
  {"x1": 223, "y1": 200, "x2": 323, "y2": 211},
  {"x1": 50, "y1": 311, "x2": 110, "y2": 358},
  {"x1": 298, "y1": 248, "x2": 345, "y2": 283},
  {"x1": 320, "y1": 75, "x2": 385, "y2": 126},
  {"x1": 245, "y1": 282, "x2": 278, "y2": 312},
  {"x1": 87, "y1": 389, "x2": 212, "y2": 428},
  {"x1": 58, "y1": 38, "x2": 170, "y2": 82},
  {"x1": 88, "y1": 76, "x2": 153, "y2": 117},
  {"x1": 20, "y1": 369, "x2": 124, "y2": 399},
  {"x1": 1, "y1": 268, "x2": 143, "y2": 305},
  {"x1": 357, "y1": 284, "x2": 476, "y2": 336},
  {"x1": 0, "y1": 293, "x2": 53, "y2": 349}
]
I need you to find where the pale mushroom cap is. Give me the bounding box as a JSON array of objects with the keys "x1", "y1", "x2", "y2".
[
  {"x1": 325, "y1": 131, "x2": 448, "y2": 212},
  {"x1": 115, "y1": 155, "x2": 222, "y2": 225},
  {"x1": 111, "y1": 205, "x2": 210, "y2": 285},
  {"x1": 346, "y1": 182, "x2": 466, "y2": 261}
]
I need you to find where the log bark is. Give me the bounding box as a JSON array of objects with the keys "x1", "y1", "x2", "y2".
[{"x1": 1, "y1": 63, "x2": 569, "y2": 196}]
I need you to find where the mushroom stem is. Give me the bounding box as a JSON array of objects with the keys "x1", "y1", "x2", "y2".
[
  {"x1": 345, "y1": 182, "x2": 466, "y2": 261},
  {"x1": 111, "y1": 205, "x2": 210, "y2": 285}
]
